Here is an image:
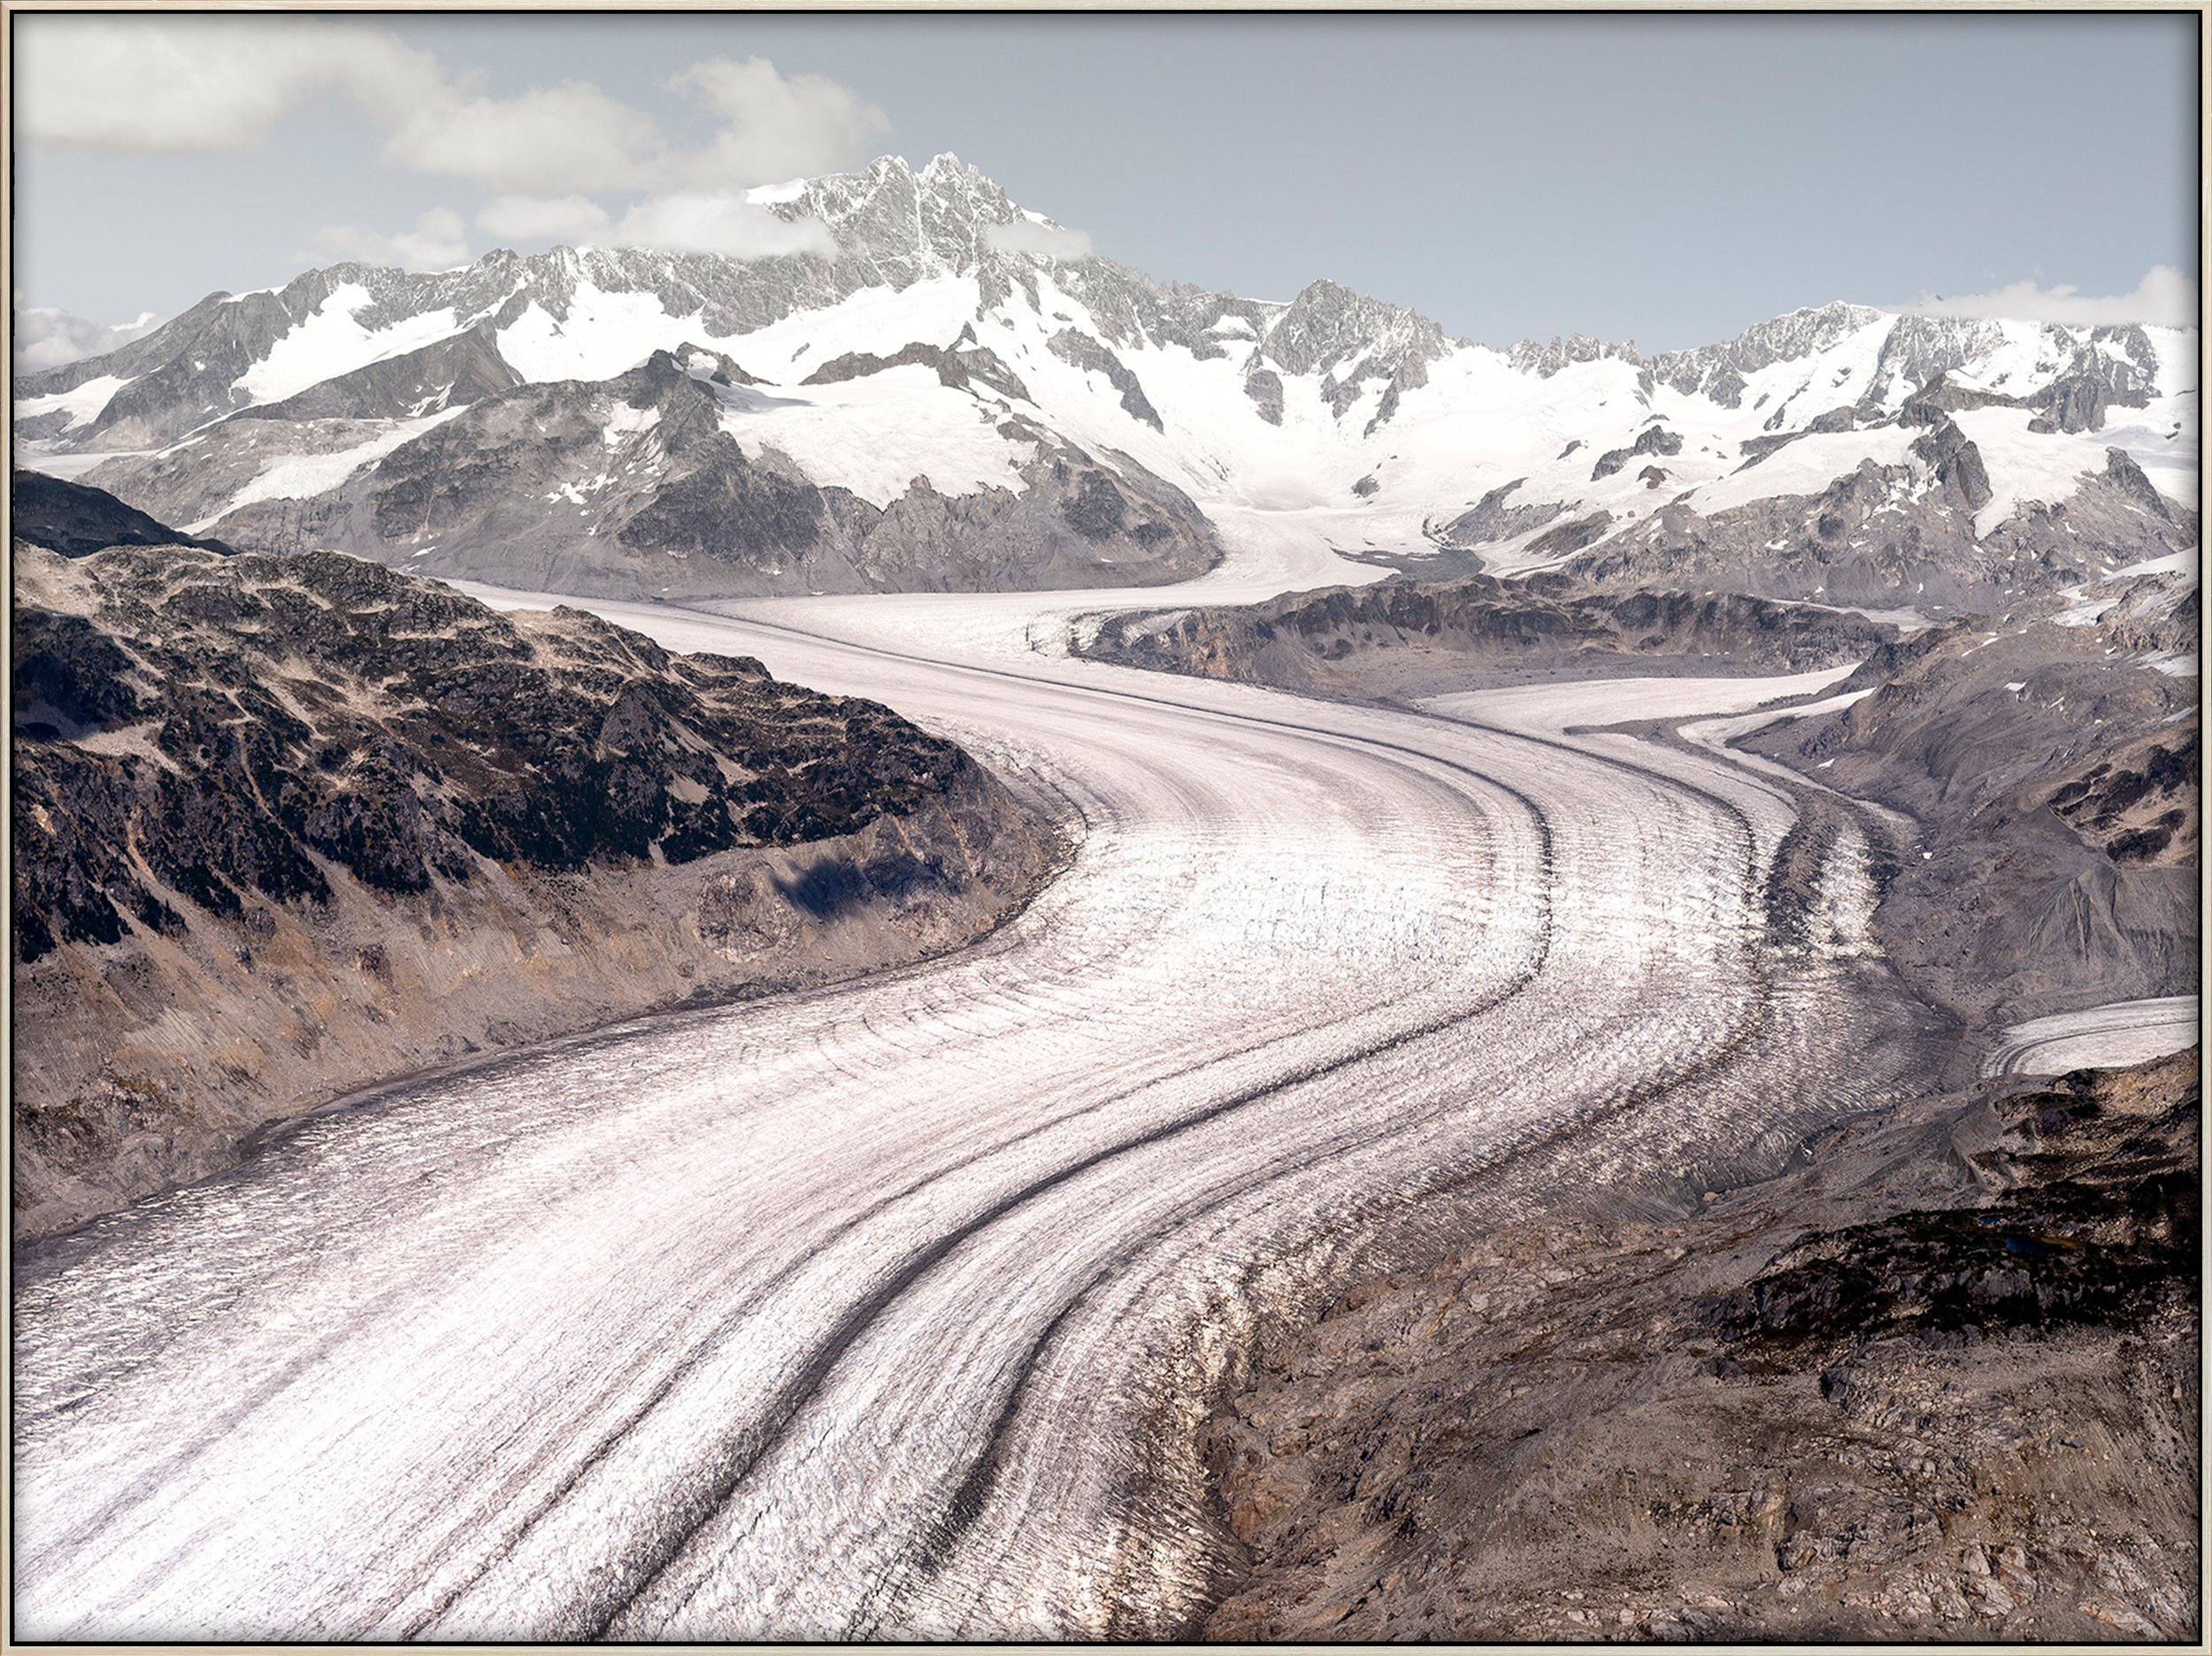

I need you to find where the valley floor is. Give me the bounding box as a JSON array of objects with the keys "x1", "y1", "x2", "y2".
[{"x1": 12, "y1": 515, "x2": 2195, "y2": 1640}]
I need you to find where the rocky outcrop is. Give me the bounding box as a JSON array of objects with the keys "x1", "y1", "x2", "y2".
[
  {"x1": 1434, "y1": 478, "x2": 1565, "y2": 548},
  {"x1": 1201, "y1": 1050, "x2": 2199, "y2": 1643},
  {"x1": 11, "y1": 472, "x2": 235, "y2": 560},
  {"x1": 1242, "y1": 365, "x2": 1286, "y2": 426},
  {"x1": 225, "y1": 323, "x2": 521, "y2": 425},
  {"x1": 12, "y1": 542, "x2": 1066, "y2": 1237},
  {"x1": 1505, "y1": 332, "x2": 1645, "y2": 380},
  {"x1": 1564, "y1": 451, "x2": 2195, "y2": 611},
  {"x1": 801, "y1": 337, "x2": 1031, "y2": 403},
  {"x1": 1590, "y1": 423, "x2": 1684, "y2": 480},
  {"x1": 1644, "y1": 301, "x2": 1884, "y2": 403},
  {"x1": 1906, "y1": 416, "x2": 1994, "y2": 514},
  {"x1": 1740, "y1": 566, "x2": 2199, "y2": 1029},
  {"x1": 1046, "y1": 328, "x2": 1163, "y2": 430},
  {"x1": 1079, "y1": 573, "x2": 1902, "y2": 700}
]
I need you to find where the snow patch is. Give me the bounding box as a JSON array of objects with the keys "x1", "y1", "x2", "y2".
[
  {"x1": 237, "y1": 285, "x2": 462, "y2": 407},
  {"x1": 195, "y1": 407, "x2": 470, "y2": 526},
  {"x1": 15, "y1": 375, "x2": 133, "y2": 432}
]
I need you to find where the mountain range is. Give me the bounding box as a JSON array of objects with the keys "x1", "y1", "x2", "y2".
[{"x1": 14, "y1": 152, "x2": 2200, "y2": 608}]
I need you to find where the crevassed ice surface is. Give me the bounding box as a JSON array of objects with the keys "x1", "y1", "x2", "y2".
[{"x1": 13, "y1": 527, "x2": 1951, "y2": 1640}]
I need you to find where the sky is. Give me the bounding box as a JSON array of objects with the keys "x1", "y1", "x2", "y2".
[{"x1": 11, "y1": 11, "x2": 2201, "y2": 370}]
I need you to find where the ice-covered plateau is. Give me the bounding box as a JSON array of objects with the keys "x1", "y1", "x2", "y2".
[{"x1": 14, "y1": 152, "x2": 2198, "y2": 605}]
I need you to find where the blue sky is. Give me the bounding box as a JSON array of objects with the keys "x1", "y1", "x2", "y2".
[{"x1": 12, "y1": 12, "x2": 2200, "y2": 365}]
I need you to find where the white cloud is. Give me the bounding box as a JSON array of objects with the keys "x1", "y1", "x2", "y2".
[
  {"x1": 1890, "y1": 265, "x2": 2199, "y2": 329},
  {"x1": 476, "y1": 190, "x2": 835, "y2": 262},
  {"x1": 477, "y1": 195, "x2": 615, "y2": 245},
  {"x1": 607, "y1": 195, "x2": 835, "y2": 260},
  {"x1": 662, "y1": 57, "x2": 890, "y2": 190},
  {"x1": 984, "y1": 219, "x2": 1095, "y2": 263},
  {"x1": 381, "y1": 82, "x2": 663, "y2": 196},
  {"x1": 19, "y1": 21, "x2": 884, "y2": 268},
  {"x1": 301, "y1": 208, "x2": 470, "y2": 273},
  {"x1": 18, "y1": 19, "x2": 888, "y2": 199},
  {"x1": 12, "y1": 295, "x2": 164, "y2": 372},
  {"x1": 14, "y1": 16, "x2": 440, "y2": 153}
]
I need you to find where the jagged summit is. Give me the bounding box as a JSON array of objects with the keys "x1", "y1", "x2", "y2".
[{"x1": 13, "y1": 150, "x2": 2198, "y2": 608}]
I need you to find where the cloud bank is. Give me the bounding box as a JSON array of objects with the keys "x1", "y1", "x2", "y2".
[
  {"x1": 13, "y1": 295, "x2": 165, "y2": 372},
  {"x1": 983, "y1": 219, "x2": 1095, "y2": 262},
  {"x1": 1889, "y1": 265, "x2": 2198, "y2": 329},
  {"x1": 475, "y1": 191, "x2": 836, "y2": 260},
  {"x1": 301, "y1": 209, "x2": 471, "y2": 274},
  {"x1": 15, "y1": 19, "x2": 888, "y2": 269}
]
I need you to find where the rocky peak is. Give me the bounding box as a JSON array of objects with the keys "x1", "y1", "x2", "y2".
[
  {"x1": 1507, "y1": 333, "x2": 1646, "y2": 380},
  {"x1": 766, "y1": 151, "x2": 1028, "y2": 276},
  {"x1": 1647, "y1": 301, "x2": 1883, "y2": 401},
  {"x1": 1263, "y1": 279, "x2": 1449, "y2": 380}
]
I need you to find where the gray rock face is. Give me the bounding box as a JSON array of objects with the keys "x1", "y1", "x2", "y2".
[
  {"x1": 1909, "y1": 417, "x2": 1995, "y2": 514},
  {"x1": 1079, "y1": 572, "x2": 1902, "y2": 699},
  {"x1": 668, "y1": 341, "x2": 764, "y2": 388},
  {"x1": 1863, "y1": 313, "x2": 2013, "y2": 402},
  {"x1": 227, "y1": 324, "x2": 520, "y2": 425},
  {"x1": 1526, "y1": 510, "x2": 1616, "y2": 558},
  {"x1": 1242, "y1": 365, "x2": 1286, "y2": 426},
  {"x1": 1592, "y1": 424, "x2": 1684, "y2": 479},
  {"x1": 2032, "y1": 372, "x2": 2112, "y2": 434},
  {"x1": 800, "y1": 338, "x2": 1031, "y2": 403},
  {"x1": 196, "y1": 349, "x2": 1216, "y2": 598},
  {"x1": 1046, "y1": 328, "x2": 1163, "y2": 430},
  {"x1": 1644, "y1": 301, "x2": 1882, "y2": 401},
  {"x1": 1505, "y1": 332, "x2": 1644, "y2": 380},
  {"x1": 1436, "y1": 478, "x2": 1566, "y2": 547},
  {"x1": 1260, "y1": 278, "x2": 1448, "y2": 382},
  {"x1": 1567, "y1": 448, "x2": 2195, "y2": 616},
  {"x1": 1746, "y1": 568, "x2": 2198, "y2": 1025}
]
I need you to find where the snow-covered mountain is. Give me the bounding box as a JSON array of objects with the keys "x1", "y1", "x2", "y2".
[{"x1": 14, "y1": 153, "x2": 2199, "y2": 605}]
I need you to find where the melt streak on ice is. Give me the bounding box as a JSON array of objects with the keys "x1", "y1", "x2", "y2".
[{"x1": 13, "y1": 526, "x2": 1948, "y2": 1640}]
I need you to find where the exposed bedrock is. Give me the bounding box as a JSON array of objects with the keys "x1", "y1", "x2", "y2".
[
  {"x1": 1079, "y1": 575, "x2": 1903, "y2": 700},
  {"x1": 1563, "y1": 448, "x2": 2193, "y2": 611},
  {"x1": 1202, "y1": 1050, "x2": 2199, "y2": 1643},
  {"x1": 1741, "y1": 571, "x2": 2199, "y2": 1031},
  {"x1": 12, "y1": 542, "x2": 1065, "y2": 1237}
]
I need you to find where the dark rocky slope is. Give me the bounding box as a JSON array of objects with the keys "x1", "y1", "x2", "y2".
[
  {"x1": 11, "y1": 471, "x2": 236, "y2": 561},
  {"x1": 1079, "y1": 574, "x2": 1906, "y2": 700},
  {"x1": 1551, "y1": 442, "x2": 2195, "y2": 613},
  {"x1": 12, "y1": 542, "x2": 1065, "y2": 1238},
  {"x1": 1738, "y1": 569, "x2": 2198, "y2": 1031},
  {"x1": 1201, "y1": 1050, "x2": 2199, "y2": 1643}
]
